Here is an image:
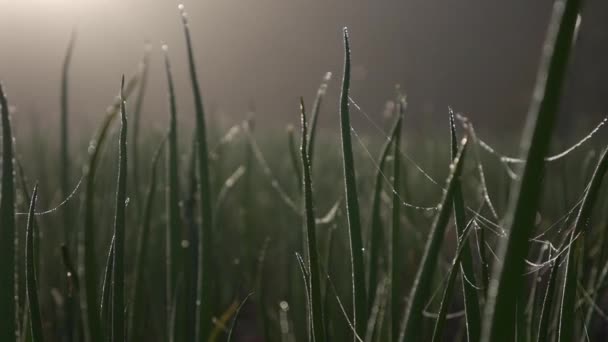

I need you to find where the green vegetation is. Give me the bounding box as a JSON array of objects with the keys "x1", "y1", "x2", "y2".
[{"x1": 2, "y1": 1, "x2": 608, "y2": 341}]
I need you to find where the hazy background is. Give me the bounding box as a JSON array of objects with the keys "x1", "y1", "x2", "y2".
[{"x1": 1, "y1": 0, "x2": 607, "y2": 139}]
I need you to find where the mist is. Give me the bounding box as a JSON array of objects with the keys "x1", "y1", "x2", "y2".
[{"x1": 1, "y1": 0, "x2": 607, "y2": 136}]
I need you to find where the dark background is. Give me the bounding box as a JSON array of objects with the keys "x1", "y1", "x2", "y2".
[{"x1": 1, "y1": 0, "x2": 607, "y2": 137}]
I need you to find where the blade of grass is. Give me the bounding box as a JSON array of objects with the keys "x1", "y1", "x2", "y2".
[
  {"x1": 295, "y1": 252, "x2": 312, "y2": 341},
  {"x1": 368, "y1": 112, "x2": 401, "y2": 313},
  {"x1": 79, "y1": 72, "x2": 138, "y2": 342},
  {"x1": 60, "y1": 31, "x2": 76, "y2": 246},
  {"x1": 99, "y1": 236, "x2": 114, "y2": 334},
  {"x1": 178, "y1": 6, "x2": 215, "y2": 339},
  {"x1": 400, "y1": 137, "x2": 468, "y2": 342},
  {"x1": 450, "y1": 108, "x2": 481, "y2": 342},
  {"x1": 111, "y1": 76, "x2": 128, "y2": 342},
  {"x1": 365, "y1": 276, "x2": 389, "y2": 342},
  {"x1": 389, "y1": 103, "x2": 403, "y2": 341},
  {"x1": 25, "y1": 185, "x2": 43, "y2": 342},
  {"x1": 184, "y1": 134, "x2": 199, "y2": 342},
  {"x1": 321, "y1": 222, "x2": 338, "y2": 341},
  {"x1": 301, "y1": 98, "x2": 326, "y2": 342},
  {"x1": 0, "y1": 82, "x2": 17, "y2": 342},
  {"x1": 15, "y1": 154, "x2": 33, "y2": 340},
  {"x1": 128, "y1": 137, "x2": 166, "y2": 341},
  {"x1": 339, "y1": 27, "x2": 367, "y2": 337},
  {"x1": 482, "y1": 1, "x2": 585, "y2": 340},
  {"x1": 307, "y1": 72, "x2": 332, "y2": 167},
  {"x1": 431, "y1": 220, "x2": 474, "y2": 342},
  {"x1": 558, "y1": 147, "x2": 608, "y2": 341},
  {"x1": 582, "y1": 259, "x2": 608, "y2": 339},
  {"x1": 226, "y1": 293, "x2": 254, "y2": 342},
  {"x1": 162, "y1": 44, "x2": 182, "y2": 341},
  {"x1": 15, "y1": 161, "x2": 41, "y2": 274},
  {"x1": 537, "y1": 254, "x2": 561, "y2": 342},
  {"x1": 255, "y1": 238, "x2": 271, "y2": 342}
]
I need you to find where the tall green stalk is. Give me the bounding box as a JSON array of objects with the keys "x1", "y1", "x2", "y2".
[
  {"x1": 79, "y1": 73, "x2": 138, "y2": 342},
  {"x1": 111, "y1": 76, "x2": 128, "y2": 342},
  {"x1": 400, "y1": 138, "x2": 468, "y2": 342},
  {"x1": 128, "y1": 138, "x2": 166, "y2": 341},
  {"x1": 163, "y1": 45, "x2": 182, "y2": 341},
  {"x1": 300, "y1": 98, "x2": 325, "y2": 342},
  {"x1": 431, "y1": 221, "x2": 474, "y2": 342},
  {"x1": 537, "y1": 254, "x2": 560, "y2": 342},
  {"x1": 25, "y1": 185, "x2": 43, "y2": 342},
  {"x1": 178, "y1": 5, "x2": 214, "y2": 340},
  {"x1": 481, "y1": 1, "x2": 582, "y2": 340},
  {"x1": 338, "y1": 27, "x2": 367, "y2": 339},
  {"x1": 0, "y1": 82, "x2": 17, "y2": 342},
  {"x1": 368, "y1": 112, "x2": 402, "y2": 314},
  {"x1": 389, "y1": 105, "x2": 403, "y2": 342},
  {"x1": 99, "y1": 237, "x2": 114, "y2": 334},
  {"x1": 450, "y1": 109, "x2": 481, "y2": 342}
]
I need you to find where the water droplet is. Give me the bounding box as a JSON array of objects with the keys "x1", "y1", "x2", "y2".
[
  {"x1": 161, "y1": 43, "x2": 169, "y2": 52},
  {"x1": 177, "y1": 3, "x2": 185, "y2": 10},
  {"x1": 279, "y1": 301, "x2": 289, "y2": 311},
  {"x1": 181, "y1": 240, "x2": 189, "y2": 248}
]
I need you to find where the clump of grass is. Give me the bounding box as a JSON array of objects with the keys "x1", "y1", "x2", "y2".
[
  {"x1": 0, "y1": 82, "x2": 17, "y2": 341},
  {"x1": 558, "y1": 147, "x2": 608, "y2": 341},
  {"x1": 3, "y1": 4, "x2": 607, "y2": 342}
]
